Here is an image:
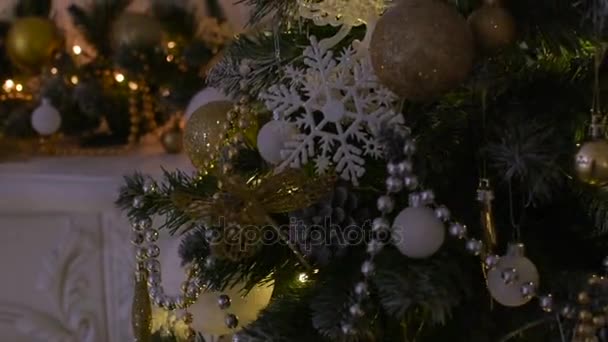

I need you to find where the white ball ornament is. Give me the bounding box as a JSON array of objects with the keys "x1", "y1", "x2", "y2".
[
  {"x1": 487, "y1": 243, "x2": 539, "y2": 307},
  {"x1": 31, "y1": 98, "x2": 61, "y2": 135},
  {"x1": 159, "y1": 236, "x2": 273, "y2": 336},
  {"x1": 185, "y1": 87, "x2": 230, "y2": 120},
  {"x1": 257, "y1": 120, "x2": 297, "y2": 165},
  {"x1": 392, "y1": 206, "x2": 445, "y2": 258}
]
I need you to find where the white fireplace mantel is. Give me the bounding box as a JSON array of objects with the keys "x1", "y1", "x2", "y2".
[{"x1": 0, "y1": 145, "x2": 193, "y2": 341}]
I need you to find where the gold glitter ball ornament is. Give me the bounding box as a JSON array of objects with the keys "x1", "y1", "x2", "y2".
[
  {"x1": 111, "y1": 13, "x2": 163, "y2": 50},
  {"x1": 183, "y1": 101, "x2": 233, "y2": 170},
  {"x1": 468, "y1": 1, "x2": 517, "y2": 53},
  {"x1": 575, "y1": 140, "x2": 608, "y2": 186},
  {"x1": 6, "y1": 17, "x2": 61, "y2": 72},
  {"x1": 370, "y1": 0, "x2": 474, "y2": 101}
]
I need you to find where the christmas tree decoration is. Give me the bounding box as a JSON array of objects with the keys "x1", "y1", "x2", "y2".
[
  {"x1": 6, "y1": 17, "x2": 61, "y2": 71},
  {"x1": 297, "y1": 0, "x2": 385, "y2": 28},
  {"x1": 161, "y1": 123, "x2": 183, "y2": 154},
  {"x1": 468, "y1": 0, "x2": 517, "y2": 53},
  {"x1": 477, "y1": 179, "x2": 498, "y2": 253},
  {"x1": 132, "y1": 269, "x2": 152, "y2": 342},
  {"x1": 261, "y1": 37, "x2": 403, "y2": 185},
  {"x1": 188, "y1": 280, "x2": 274, "y2": 336},
  {"x1": 158, "y1": 236, "x2": 274, "y2": 336},
  {"x1": 257, "y1": 120, "x2": 297, "y2": 165},
  {"x1": 575, "y1": 139, "x2": 608, "y2": 186},
  {"x1": 289, "y1": 182, "x2": 371, "y2": 265},
  {"x1": 185, "y1": 87, "x2": 230, "y2": 120},
  {"x1": 183, "y1": 101, "x2": 233, "y2": 170},
  {"x1": 369, "y1": 0, "x2": 474, "y2": 101},
  {"x1": 111, "y1": 12, "x2": 163, "y2": 50},
  {"x1": 392, "y1": 206, "x2": 446, "y2": 259},
  {"x1": 297, "y1": 0, "x2": 387, "y2": 49},
  {"x1": 31, "y1": 98, "x2": 61, "y2": 136},
  {"x1": 487, "y1": 244, "x2": 540, "y2": 307}
]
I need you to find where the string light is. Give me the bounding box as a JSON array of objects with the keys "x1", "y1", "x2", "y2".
[
  {"x1": 50, "y1": 67, "x2": 58, "y2": 75},
  {"x1": 298, "y1": 273, "x2": 309, "y2": 283},
  {"x1": 128, "y1": 81, "x2": 139, "y2": 91},
  {"x1": 72, "y1": 45, "x2": 82, "y2": 55},
  {"x1": 167, "y1": 41, "x2": 176, "y2": 49},
  {"x1": 115, "y1": 73, "x2": 125, "y2": 83},
  {"x1": 3, "y1": 79, "x2": 14, "y2": 92},
  {"x1": 70, "y1": 75, "x2": 79, "y2": 85},
  {"x1": 15, "y1": 83, "x2": 23, "y2": 92}
]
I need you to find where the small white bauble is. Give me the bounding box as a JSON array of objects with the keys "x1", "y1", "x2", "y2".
[
  {"x1": 257, "y1": 120, "x2": 297, "y2": 164},
  {"x1": 487, "y1": 243, "x2": 539, "y2": 307},
  {"x1": 185, "y1": 87, "x2": 230, "y2": 120},
  {"x1": 31, "y1": 98, "x2": 61, "y2": 135},
  {"x1": 392, "y1": 206, "x2": 445, "y2": 258},
  {"x1": 159, "y1": 235, "x2": 273, "y2": 336}
]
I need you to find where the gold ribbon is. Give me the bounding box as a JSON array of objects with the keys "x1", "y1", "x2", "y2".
[{"x1": 173, "y1": 169, "x2": 336, "y2": 269}]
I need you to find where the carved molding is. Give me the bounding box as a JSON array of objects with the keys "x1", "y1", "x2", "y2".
[
  {"x1": 102, "y1": 211, "x2": 135, "y2": 342},
  {"x1": 0, "y1": 219, "x2": 100, "y2": 341}
]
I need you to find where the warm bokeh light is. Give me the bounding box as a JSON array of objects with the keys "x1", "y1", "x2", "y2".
[
  {"x1": 128, "y1": 81, "x2": 139, "y2": 91},
  {"x1": 72, "y1": 45, "x2": 82, "y2": 55},
  {"x1": 298, "y1": 273, "x2": 309, "y2": 283},
  {"x1": 114, "y1": 73, "x2": 125, "y2": 83},
  {"x1": 70, "y1": 75, "x2": 79, "y2": 85},
  {"x1": 167, "y1": 41, "x2": 176, "y2": 49},
  {"x1": 166, "y1": 55, "x2": 174, "y2": 62},
  {"x1": 3, "y1": 79, "x2": 14, "y2": 92},
  {"x1": 15, "y1": 83, "x2": 23, "y2": 92},
  {"x1": 50, "y1": 67, "x2": 58, "y2": 75}
]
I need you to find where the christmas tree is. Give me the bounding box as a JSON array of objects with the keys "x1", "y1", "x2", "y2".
[
  {"x1": 118, "y1": 0, "x2": 608, "y2": 341},
  {"x1": 0, "y1": 0, "x2": 228, "y2": 154}
]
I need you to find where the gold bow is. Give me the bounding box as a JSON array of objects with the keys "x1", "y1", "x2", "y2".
[{"x1": 172, "y1": 169, "x2": 336, "y2": 268}]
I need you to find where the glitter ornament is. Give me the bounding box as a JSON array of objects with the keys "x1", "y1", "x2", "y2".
[
  {"x1": 31, "y1": 98, "x2": 61, "y2": 136},
  {"x1": 370, "y1": 0, "x2": 474, "y2": 101},
  {"x1": 468, "y1": 0, "x2": 517, "y2": 53},
  {"x1": 257, "y1": 120, "x2": 297, "y2": 164},
  {"x1": 183, "y1": 101, "x2": 233, "y2": 170},
  {"x1": 392, "y1": 207, "x2": 445, "y2": 258},
  {"x1": 487, "y1": 244, "x2": 539, "y2": 307},
  {"x1": 6, "y1": 17, "x2": 61, "y2": 71},
  {"x1": 575, "y1": 140, "x2": 608, "y2": 186}
]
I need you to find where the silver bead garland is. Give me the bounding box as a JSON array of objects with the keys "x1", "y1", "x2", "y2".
[
  {"x1": 351, "y1": 125, "x2": 608, "y2": 338},
  {"x1": 129, "y1": 181, "x2": 244, "y2": 331}
]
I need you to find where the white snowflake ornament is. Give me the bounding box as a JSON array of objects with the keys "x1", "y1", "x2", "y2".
[{"x1": 260, "y1": 36, "x2": 403, "y2": 185}]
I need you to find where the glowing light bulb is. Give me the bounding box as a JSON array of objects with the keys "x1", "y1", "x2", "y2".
[
  {"x1": 114, "y1": 73, "x2": 125, "y2": 83},
  {"x1": 15, "y1": 83, "x2": 23, "y2": 92},
  {"x1": 3, "y1": 79, "x2": 14, "y2": 92},
  {"x1": 72, "y1": 45, "x2": 82, "y2": 55},
  {"x1": 298, "y1": 273, "x2": 309, "y2": 283},
  {"x1": 128, "y1": 81, "x2": 139, "y2": 91},
  {"x1": 70, "y1": 75, "x2": 79, "y2": 85},
  {"x1": 167, "y1": 41, "x2": 176, "y2": 49},
  {"x1": 50, "y1": 67, "x2": 58, "y2": 75}
]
